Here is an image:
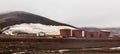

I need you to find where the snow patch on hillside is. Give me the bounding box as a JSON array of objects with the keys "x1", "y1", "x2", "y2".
[{"x1": 2, "y1": 23, "x2": 75, "y2": 36}]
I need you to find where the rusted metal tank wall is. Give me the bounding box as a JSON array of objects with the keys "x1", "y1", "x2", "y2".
[
  {"x1": 99, "y1": 31, "x2": 110, "y2": 38},
  {"x1": 72, "y1": 30, "x2": 82, "y2": 37},
  {"x1": 84, "y1": 31, "x2": 99, "y2": 38},
  {"x1": 60, "y1": 29, "x2": 71, "y2": 37}
]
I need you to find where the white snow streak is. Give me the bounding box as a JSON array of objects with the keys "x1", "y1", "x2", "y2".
[
  {"x1": 110, "y1": 47, "x2": 120, "y2": 50},
  {"x1": 2, "y1": 23, "x2": 75, "y2": 36}
]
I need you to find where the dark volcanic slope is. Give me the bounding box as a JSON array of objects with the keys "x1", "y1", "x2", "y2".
[{"x1": 0, "y1": 11, "x2": 75, "y2": 28}]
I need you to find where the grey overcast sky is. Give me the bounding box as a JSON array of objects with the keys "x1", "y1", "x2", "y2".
[{"x1": 0, "y1": 0, "x2": 120, "y2": 28}]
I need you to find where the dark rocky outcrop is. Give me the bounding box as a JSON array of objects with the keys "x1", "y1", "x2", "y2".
[{"x1": 0, "y1": 11, "x2": 76, "y2": 28}]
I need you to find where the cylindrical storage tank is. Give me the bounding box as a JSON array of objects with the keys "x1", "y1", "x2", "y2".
[
  {"x1": 72, "y1": 29, "x2": 82, "y2": 37},
  {"x1": 84, "y1": 31, "x2": 99, "y2": 38},
  {"x1": 99, "y1": 30, "x2": 110, "y2": 38},
  {"x1": 60, "y1": 29, "x2": 71, "y2": 37}
]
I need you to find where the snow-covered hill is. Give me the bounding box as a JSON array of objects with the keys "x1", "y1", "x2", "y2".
[
  {"x1": 2, "y1": 23, "x2": 75, "y2": 36},
  {"x1": 0, "y1": 11, "x2": 77, "y2": 36}
]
